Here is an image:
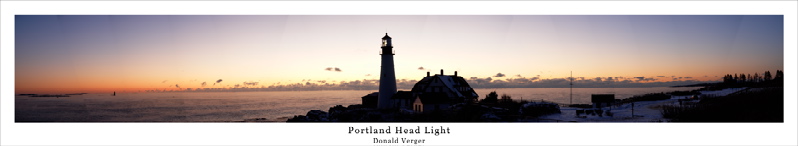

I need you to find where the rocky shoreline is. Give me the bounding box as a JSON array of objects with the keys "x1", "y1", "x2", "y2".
[{"x1": 287, "y1": 96, "x2": 561, "y2": 122}]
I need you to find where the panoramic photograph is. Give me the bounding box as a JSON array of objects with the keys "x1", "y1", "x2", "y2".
[{"x1": 15, "y1": 15, "x2": 783, "y2": 122}]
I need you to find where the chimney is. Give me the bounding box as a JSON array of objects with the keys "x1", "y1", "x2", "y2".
[
  {"x1": 440, "y1": 69, "x2": 444, "y2": 75},
  {"x1": 455, "y1": 71, "x2": 458, "y2": 76},
  {"x1": 427, "y1": 71, "x2": 430, "y2": 77}
]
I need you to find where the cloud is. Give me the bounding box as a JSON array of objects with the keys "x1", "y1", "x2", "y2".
[
  {"x1": 201, "y1": 82, "x2": 207, "y2": 87},
  {"x1": 365, "y1": 74, "x2": 371, "y2": 76},
  {"x1": 212, "y1": 79, "x2": 223, "y2": 86},
  {"x1": 325, "y1": 67, "x2": 342, "y2": 72},
  {"x1": 673, "y1": 77, "x2": 693, "y2": 81},
  {"x1": 657, "y1": 76, "x2": 666, "y2": 78},
  {"x1": 162, "y1": 80, "x2": 168, "y2": 83},
  {"x1": 634, "y1": 77, "x2": 657, "y2": 82},
  {"x1": 510, "y1": 78, "x2": 531, "y2": 84},
  {"x1": 494, "y1": 73, "x2": 506, "y2": 77},
  {"x1": 515, "y1": 74, "x2": 522, "y2": 77},
  {"x1": 418, "y1": 67, "x2": 425, "y2": 70},
  {"x1": 243, "y1": 81, "x2": 259, "y2": 86},
  {"x1": 180, "y1": 75, "x2": 719, "y2": 92}
]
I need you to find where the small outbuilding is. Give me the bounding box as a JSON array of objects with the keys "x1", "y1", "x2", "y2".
[{"x1": 591, "y1": 94, "x2": 615, "y2": 108}]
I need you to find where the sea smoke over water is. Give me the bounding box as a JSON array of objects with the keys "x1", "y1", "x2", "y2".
[{"x1": 14, "y1": 87, "x2": 702, "y2": 122}]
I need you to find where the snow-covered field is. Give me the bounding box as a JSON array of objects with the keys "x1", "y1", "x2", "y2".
[{"x1": 535, "y1": 88, "x2": 748, "y2": 122}]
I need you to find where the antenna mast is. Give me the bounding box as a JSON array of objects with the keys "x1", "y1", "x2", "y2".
[{"x1": 570, "y1": 71, "x2": 573, "y2": 105}]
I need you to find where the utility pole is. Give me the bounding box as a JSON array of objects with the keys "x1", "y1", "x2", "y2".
[{"x1": 631, "y1": 102, "x2": 635, "y2": 117}]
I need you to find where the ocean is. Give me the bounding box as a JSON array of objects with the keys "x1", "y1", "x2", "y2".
[{"x1": 15, "y1": 87, "x2": 700, "y2": 122}]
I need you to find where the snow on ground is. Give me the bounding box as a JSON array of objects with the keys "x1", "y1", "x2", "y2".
[{"x1": 533, "y1": 88, "x2": 747, "y2": 122}]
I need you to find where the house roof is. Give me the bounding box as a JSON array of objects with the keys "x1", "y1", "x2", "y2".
[
  {"x1": 362, "y1": 92, "x2": 378, "y2": 99},
  {"x1": 436, "y1": 75, "x2": 465, "y2": 97},
  {"x1": 412, "y1": 75, "x2": 478, "y2": 98}
]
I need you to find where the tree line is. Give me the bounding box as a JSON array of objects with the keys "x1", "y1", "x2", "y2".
[{"x1": 722, "y1": 70, "x2": 783, "y2": 84}]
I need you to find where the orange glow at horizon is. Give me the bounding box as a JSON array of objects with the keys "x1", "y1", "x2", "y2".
[{"x1": 14, "y1": 15, "x2": 783, "y2": 92}]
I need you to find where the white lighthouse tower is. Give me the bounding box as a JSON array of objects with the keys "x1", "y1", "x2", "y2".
[{"x1": 378, "y1": 33, "x2": 397, "y2": 109}]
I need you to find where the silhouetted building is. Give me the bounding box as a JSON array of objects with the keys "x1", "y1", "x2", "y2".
[
  {"x1": 591, "y1": 94, "x2": 615, "y2": 108},
  {"x1": 362, "y1": 92, "x2": 379, "y2": 108},
  {"x1": 391, "y1": 91, "x2": 414, "y2": 109},
  {"x1": 409, "y1": 70, "x2": 479, "y2": 113}
]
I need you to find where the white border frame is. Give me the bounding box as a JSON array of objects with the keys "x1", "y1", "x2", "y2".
[{"x1": 2, "y1": 1, "x2": 796, "y2": 145}]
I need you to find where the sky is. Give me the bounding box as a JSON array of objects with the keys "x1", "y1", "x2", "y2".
[{"x1": 15, "y1": 15, "x2": 783, "y2": 93}]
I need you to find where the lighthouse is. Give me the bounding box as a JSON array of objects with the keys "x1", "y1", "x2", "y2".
[{"x1": 378, "y1": 33, "x2": 397, "y2": 109}]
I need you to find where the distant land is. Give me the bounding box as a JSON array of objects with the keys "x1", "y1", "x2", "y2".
[{"x1": 671, "y1": 83, "x2": 720, "y2": 87}]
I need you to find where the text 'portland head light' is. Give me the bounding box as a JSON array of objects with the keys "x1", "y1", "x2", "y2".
[{"x1": 378, "y1": 33, "x2": 397, "y2": 109}]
